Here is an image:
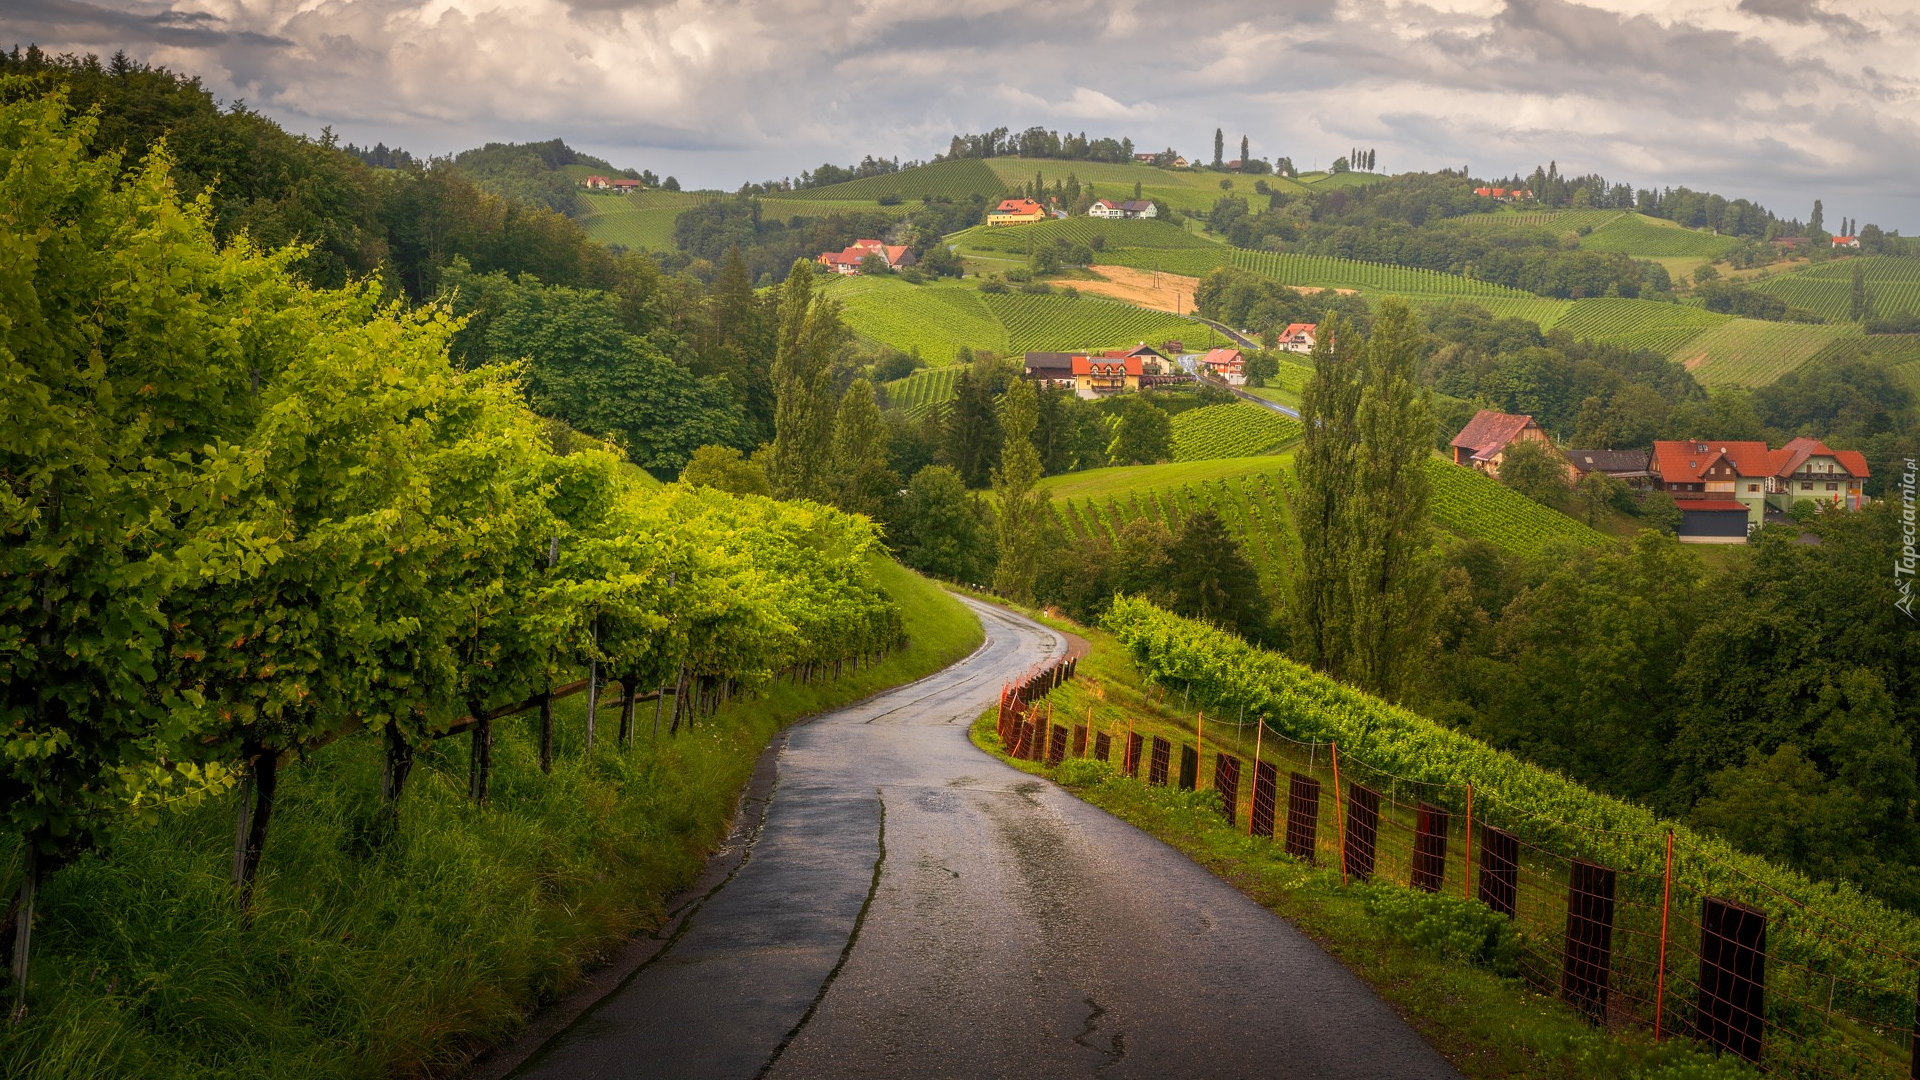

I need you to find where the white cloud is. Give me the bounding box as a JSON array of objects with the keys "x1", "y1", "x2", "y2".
[{"x1": 7, "y1": 0, "x2": 1918, "y2": 226}]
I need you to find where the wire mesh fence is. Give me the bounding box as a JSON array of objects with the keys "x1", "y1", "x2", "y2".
[{"x1": 997, "y1": 671, "x2": 1920, "y2": 1080}]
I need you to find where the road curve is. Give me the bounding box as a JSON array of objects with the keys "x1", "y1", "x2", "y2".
[{"x1": 506, "y1": 597, "x2": 1460, "y2": 1080}]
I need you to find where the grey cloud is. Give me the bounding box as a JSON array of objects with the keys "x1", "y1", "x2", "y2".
[
  {"x1": 3, "y1": 0, "x2": 293, "y2": 49},
  {"x1": 1737, "y1": 0, "x2": 1871, "y2": 39}
]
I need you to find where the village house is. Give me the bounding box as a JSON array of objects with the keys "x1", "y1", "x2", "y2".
[
  {"x1": 608, "y1": 179, "x2": 642, "y2": 192},
  {"x1": 1564, "y1": 449, "x2": 1652, "y2": 491},
  {"x1": 1088, "y1": 199, "x2": 1126, "y2": 220},
  {"x1": 1449, "y1": 410, "x2": 1560, "y2": 478},
  {"x1": 1276, "y1": 323, "x2": 1317, "y2": 353},
  {"x1": 582, "y1": 175, "x2": 611, "y2": 190},
  {"x1": 1650, "y1": 437, "x2": 1870, "y2": 541},
  {"x1": 1022, "y1": 352, "x2": 1078, "y2": 390},
  {"x1": 1195, "y1": 347, "x2": 1245, "y2": 385},
  {"x1": 987, "y1": 198, "x2": 1047, "y2": 226},
  {"x1": 817, "y1": 239, "x2": 916, "y2": 275},
  {"x1": 1832, "y1": 235, "x2": 1861, "y2": 249},
  {"x1": 1072, "y1": 354, "x2": 1143, "y2": 398},
  {"x1": 1119, "y1": 200, "x2": 1157, "y2": 219}
]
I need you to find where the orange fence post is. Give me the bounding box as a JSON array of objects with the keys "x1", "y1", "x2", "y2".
[
  {"x1": 1331, "y1": 740, "x2": 1348, "y2": 886},
  {"x1": 1463, "y1": 783, "x2": 1475, "y2": 902},
  {"x1": 1249, "y1": 721, "x2": 1264, "y2": 836},
  {"x1": 1656, "y1": 829, "x2": 1674, "y2": 1041},
  {"x1": 1194, "y1": 712, "x2": 1206, "y2": 789}
]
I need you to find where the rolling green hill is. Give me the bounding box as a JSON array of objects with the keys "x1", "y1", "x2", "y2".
[
  {"x1": 1551, "y1": 297, "x2": 1730, "y2": 354},
  {"x1": 575, "y1": 190, "x2": 721, "y2": 251},
  {"x1": 1095, "y1": 246, "x2": 1533, "y2": 300},
  {"x1": 1748, "y1": 255, "x2": 1920, "y2": 323},
  {"x1": 1170, "y1": 403, "x2": 1302, "y2": 460},
  {"x1": 1423, "y1": 457, "x2": 1611, "y2": 554},
  {"x1": 980, "y1": 157, "x2": 1303, "y2": 213},
  {"x1": 1579, "y1": 213, "x2": 1741, "y2": 258},
  {"x1": 1676, "y1": 319, "x2": 1859, "y2": 388},
  {"x1": 765, "y1": 157, "x2": 1008, "y2": 202},
  {"x1": 827, "y1": 275, "x2": 1228, "y2": 357}
]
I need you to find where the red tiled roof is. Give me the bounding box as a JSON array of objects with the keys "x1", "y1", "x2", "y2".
[
  {"x1": 1684, "y1": 501, "x2": 1751, "y2": 512},
  {"x1": 1651, "y1": 440, "x2": 1773, "y2": 481},
  {"x1": 1450, "y1": 410, "x2": 1536, "y2": 458},
  {"x1": 994, "y1": 199, "x2": 1044, "y2": 214},
  {"x1": 1281, "y1": 323, "x2": 1317, "y2": 340},
  {"x1": 1833, "y1": 450, "x2": 1869, "y2": 477},
  {"x1": 1071, "y1": 355, "x2": 1142, "y2": 377},
  {"x1": 1198, "y1": 347, "x2": 1242, "y2": 368}
]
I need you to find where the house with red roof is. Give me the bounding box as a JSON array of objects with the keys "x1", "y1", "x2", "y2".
[
  {"x1": 817, "y1": 239, "x2": 916, "y2": 275},
  {"x1": 1449, "y1": 410, "x2": 1560, "y2": 479},
  {"x1": 988, "y1": 199, "x2": 1047, "y2": 226},
  {"x1": 582, "y1": 175, "x2": 611, "y2": 190},
  {"x1": 1276, "y1": 323, "x2": 1318, "y2": 354},
  {"x1": 1195, "y1": 347, "x2": 1245, "y2": 385},
  {"x1": 608, "y1": 178, "x2": 642, "y2": 192},
  {"x1": 1832, "y1": 235, "x2": 1860, "y2": 248},
  {"x1": 1071, "y1": 354, "x2": 1144, "y2": 398},
  {"x1": 1089, "y1": 198, "x2": 1126, "y2": 220},
  {"x1": 1650, "y1": 437, "x2": 1869, "y2": 541}
]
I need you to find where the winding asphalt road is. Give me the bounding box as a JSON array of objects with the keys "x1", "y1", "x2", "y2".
[{"x1": 503, "y1": 597, "x2": 1460, "y2": 1080}]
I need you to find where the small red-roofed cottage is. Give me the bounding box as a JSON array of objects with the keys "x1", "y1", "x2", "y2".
[
  {"x1": 582, "y1": 175, "x2": 611, "y2": 190},
  {"x1": 1195, "y1": 347, "x2": 1245, "y2": 385},
  {"x1": 1449, "y1": 410, "x2": 1559, "y2": 478},
  {"x1": 609, "y1": 178, "x2": 642, "y2": 192},
  {"x1": 1832, "y1": 235, "x2": 1860, "y2": 248},
  {"x1": 1277, "y1": 323, "x2": 1317, "y2": 353}
]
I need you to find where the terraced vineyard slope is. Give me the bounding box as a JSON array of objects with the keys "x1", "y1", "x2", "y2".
[
  {"x1": 1749, "y1": 255, "x2": 1920, "y2": 323},
  {"x1": 1677, "y1": 319, "x2": 1859, "y2": 387},
  {"x1": 1097, "y1": 246, "x2": 1532, "y2": 300},
  {"x1": 1552, "y1": 297, "x2": 1730, "y2": 354},
  {"x1": 1171, "y1": 403, "x2": 1301, "y2": 460},
  {"x1": 879, "y1": 365, "x2": 965, "y2": 420},
  {"x1": 954, "y1": 217, "x2": 1215, "y2": 255},
  {"x1": 764, "y1": 157, "x2": 1007, "y2": 202},
  {"x1": 1423, "y1": 457, "x2": 1611, "y2": 555},
  {"x1": 1579, "y1": 213, "x2": 1741, "y2": 258},
  {"x1": 828, "y1": 276, "x2": 1010, "y2": 358},
  {"x1": 1054, "y1": 466, "x2": 1299, "y2": 590}
]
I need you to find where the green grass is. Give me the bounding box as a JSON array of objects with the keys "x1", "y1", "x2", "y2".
[
  {"x1": 1676, "y1": 319, "x2": 1859, "y2": 388},
  {"x1": 966, "y1": 612, "x2": 1764, "y2": 1080},
  {"x1": 0, "y1": 560, "x2": 981, "y2": 1080},
  {"x1": 1552, "y1": 297, "x2": 1730, "y2": 354},
  {"x1": 1424, "y1": 457, "x2": 1612, "y2": 555},
  {"x1": 952, "y1": 217, "x2": 1216, "y2": 255},
  {"x1": 765, "y1": 158, "x2": 1008, "y2": 202},
  {"x1": 1579, "y1": 214, "x2": 1740, "y2": 258},
  {"x1": 1170, "y1": 403, "x2": 1301, "y2": 460},
  {"x1": 1747, "y1": 255, "x2": 1920, "y2": 323}
]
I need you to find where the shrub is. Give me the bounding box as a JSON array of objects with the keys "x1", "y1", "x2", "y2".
[
  {"x1": 1055, "y1": 758, "x2": 1116, "y2": 787},
  {"x1": 1020, "y1": 280, "x2": 1053, "y2": 295},
  {"x1": 980, "y1": 279, "x2": 1009, "y2": 294},
  {"x1": 1357, "y1": 883, "x2": 1521, "y2": 976}
]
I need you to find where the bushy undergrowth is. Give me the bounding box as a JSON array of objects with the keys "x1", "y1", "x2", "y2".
[{"x1": 0, "y1": 562, "x2": 980, "y2": 1080}]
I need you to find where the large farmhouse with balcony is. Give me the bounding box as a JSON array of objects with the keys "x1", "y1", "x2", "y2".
[
  {"x1": 1650, "y1": 438, "x2": 1869, "y2": 541},
  {"x1": 1276, "y1": 323, "x2": 1317, "y2": 353}
]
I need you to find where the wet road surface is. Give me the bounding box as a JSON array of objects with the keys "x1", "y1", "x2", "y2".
[{"x1": 508, "y1": 597, "x2": 1461, "y2": 1080}]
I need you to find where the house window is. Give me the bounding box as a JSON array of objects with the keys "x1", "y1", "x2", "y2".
[
  {"x1": 1802, "y1": 482, "x2": 1813, "y2": 491},
  {"x1": 1747, "y1": 484, "x2": 1759, "y2": 492},
  {"x1": 1826, "y1": 483, "x2": 1838, "y2": 491}
]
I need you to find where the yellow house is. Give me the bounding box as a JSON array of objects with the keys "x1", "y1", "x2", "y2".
[{"x1": 987, "y1": 198, "x2": 1047, "y2": 226}]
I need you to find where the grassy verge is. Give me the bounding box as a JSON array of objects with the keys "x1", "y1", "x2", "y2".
[
  {"x1": 0, "y1": 559, "x2": 981, "y2": 1080},
  {"x1": 967, "y1": 604, "x2": 1756, "y2": 1080}
]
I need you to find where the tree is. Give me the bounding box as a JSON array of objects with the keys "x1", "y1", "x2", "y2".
[
  {"x1": 944, "y1": 365, "x2": 1003, "y2": 487},
  {"x1": 1288, "y1": 312, "x2": 1363, "y2": 676},
  {"x1": 680, "y1": 444, "x2": 772, "y2": 496},
  {"x1": 1573, "y1": 469, "x2": 1625, "y2": 525},
  {"x1": 829, "y1": 378, "x2": 899, "y2": 521},
  {"x1": 992, "y1": 379, "x2": 1048, "y2": 603},
  {"x1": 1810, "y1": 199, "x2": 1825, "y2": 236},
  {"x1": 1213, "y1": 128, "x2": 1224, "y2": 169},
  {"x1": 1106, "y1": 395, "x2": 1172, "y2": 465},
  {"x1": 1344, "y1": 299, "x2": 1437, "y2": 700},
  {"x1": 1498, "y1": 439, "x2": 1570, "y2": 505},
  {"x1": 1243, "y1": 351, "x2": 1280, "y2": 388},
  {"x1": 1849, "y1": 261, "x2": 1872, "y2": 321},
  {"x1": 896, "y1": 465, "x2": 995, "y2": 583},
  {"x1": 767, "y1": 258, "x2": 844, "y2": 501},
  {"x1": 858, "y1": 252, "x2": 890, "y2": 276},
  {"x1": 1168, "y1": 511, "x2": 1268, "y2": 640},
  {"x1": 1238, "y1": 135, "x2": 1249, "y2": 167}
]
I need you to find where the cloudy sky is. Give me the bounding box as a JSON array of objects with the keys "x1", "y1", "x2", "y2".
[{"x1": 8, "y1": 0, "x2": 1919, "y2": 229}]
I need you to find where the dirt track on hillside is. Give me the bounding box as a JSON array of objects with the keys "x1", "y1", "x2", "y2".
[{"x1": 1080, "y1": 265, "x2": 1199, "y2": 314}]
